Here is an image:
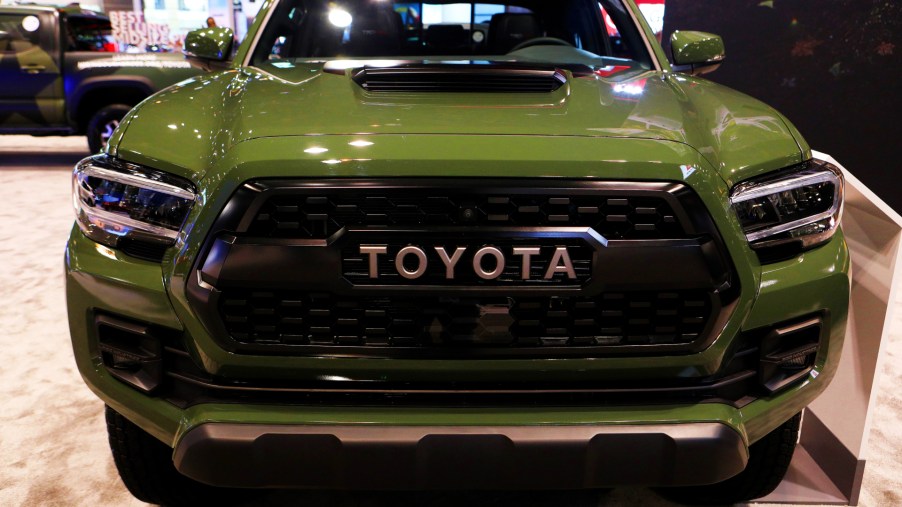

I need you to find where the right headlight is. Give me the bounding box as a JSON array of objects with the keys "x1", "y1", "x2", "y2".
[
  {"x1": 730, "y1": 158, "x2": 843, "y2": 260},
  {"x1": 73, "y1": 155, "x2": 196, "y2": 261}
]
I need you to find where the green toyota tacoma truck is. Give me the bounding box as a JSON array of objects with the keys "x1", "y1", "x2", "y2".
[
  {"x1": 67, "y1": 0, "x2": 849, "y2": 505},
  {"x1": 0, "y1": 4, "x2": 198, "y2": 152}
]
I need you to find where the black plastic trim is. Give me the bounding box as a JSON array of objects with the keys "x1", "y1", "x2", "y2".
[
  {"x1": 158, "y1": 332, "x2": 762, "y2": 408},
  {"x1": 173, "y1": 422, "x2": 749, "y2": 489},
  {"x1": 350, "y1": 64, "x2": 568, "y2": 93},
  {"x1": 201, "y1": 230, "x2": 723, "y2": 294},
  {"x1": 758, "y1": 313, "x2": 825, "y2": 394},
  {"x1": 95, "y1": 313, "x2": 163, "y2": 393},
  {"x1": 186, "y1": 179, "x2": 739, "y2": 358}
]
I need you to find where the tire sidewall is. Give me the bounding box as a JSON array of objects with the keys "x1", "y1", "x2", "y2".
[{"x1": 87, "y1": 104, "x2": 132, "y2": 154}]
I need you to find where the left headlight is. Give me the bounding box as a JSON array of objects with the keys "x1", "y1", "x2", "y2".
[
  {"x1": 731, "y1": 158, "x2": 843, "y2": 260},
  {"x1": 73, "y1": 155, "x2": 196, "y2": 261}
]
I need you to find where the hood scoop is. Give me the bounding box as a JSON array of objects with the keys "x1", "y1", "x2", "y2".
[{"x1": 349, "y1": 64, "x2": 568, "y2": 93}]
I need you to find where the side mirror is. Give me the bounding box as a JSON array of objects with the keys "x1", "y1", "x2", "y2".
[
  {"x1": 669, "y1": 31, "x2": 725, "y2": 76},
  {"x1": 184, "y1": 27, "x2": 234, "y2": 71}
]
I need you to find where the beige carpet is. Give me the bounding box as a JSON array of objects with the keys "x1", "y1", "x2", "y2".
[{"x1": 0, "y1": 136, "x2": 897, "y2": 507}]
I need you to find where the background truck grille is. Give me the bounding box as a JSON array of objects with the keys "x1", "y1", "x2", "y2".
[
  {"x1": 248, "y1": 193, "x2": 685, "y2": 240},
  {"x1": 218, "y1": 290, "x2": 713, "y2": 353}
]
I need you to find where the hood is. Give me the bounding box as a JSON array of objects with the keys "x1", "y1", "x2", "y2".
[{"x1": 112, "y1": 61, "x2": 804, "y2": 184}]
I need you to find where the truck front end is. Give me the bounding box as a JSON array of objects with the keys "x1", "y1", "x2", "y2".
[{"x1": 66, "y1": 0, "x2": 849, "y2": 504}]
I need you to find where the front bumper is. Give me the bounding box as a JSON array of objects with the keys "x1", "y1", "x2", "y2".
[
  {"x1": 174, "y1": 420, "x2": 746, "y2": 489},
  {"x1": 65, "y1": 131, "x2": 851, "y2": 489},
  {"x1": 67, "y1": 216, "x2": 849, "y2": 489}
]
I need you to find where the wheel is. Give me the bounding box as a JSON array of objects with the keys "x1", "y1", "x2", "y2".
[
  {"x1": 658, "y1": 412, "x2": 802, "y2": 505},
  {"x1": 509, "y1": 37, "x2": 574, "y2": 52},
  {"x1": 86, "y1": 104, "x2": 132, "y2": 153},
  {"x1": 105, "y1": 405, "x2": 251, "y2": 507}
]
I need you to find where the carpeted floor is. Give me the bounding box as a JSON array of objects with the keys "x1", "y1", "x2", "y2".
[{"x1": 0, "y1": 136, "x2": 898, "y2": 506}]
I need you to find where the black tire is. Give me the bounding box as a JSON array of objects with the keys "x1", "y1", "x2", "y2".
[
  {"x1": 658, "y1": 412, "x2": 802, "y2": 505},
  {"x1": 86, "y1": 104, "x2": 132, "y2": 153},
  {"x1": 105, "y1": 405, "x2": 251, "y2": 507}
]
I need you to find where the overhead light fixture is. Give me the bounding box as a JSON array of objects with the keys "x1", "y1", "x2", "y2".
[{"x1": 328, "y1": 8, "x2": 353, "y2": 28}]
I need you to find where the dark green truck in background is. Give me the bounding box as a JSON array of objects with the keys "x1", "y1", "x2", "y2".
[{"x1": 0, "y1": 4, "x2": 199, "y2": 152}]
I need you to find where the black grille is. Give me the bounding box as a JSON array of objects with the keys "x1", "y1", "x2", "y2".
[
  {"x1": 189, "y1": 179, "x2": 737, "y2": 358},
  {"x1": 351, "y1": 65, "x2": 567, "y2": 93},
  {"x1": 218, "y1": 290, "x2": 713, "y2": 354},
  {"x1": 248, "y1": 193, "x2": 684, "y2": 240},
  {"x1": 118, "y1": 237, "x2": 170, "y2": 262}
]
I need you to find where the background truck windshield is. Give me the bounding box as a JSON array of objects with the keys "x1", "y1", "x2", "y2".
[{"x1": 250, "y1": 0, "x2": 653, "y2": 69}]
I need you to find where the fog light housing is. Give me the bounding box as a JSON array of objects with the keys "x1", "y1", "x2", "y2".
[
  {"x1": 96, "y1": 314, "x2": 163, "y2": 394},
  {"x1": 758, "y1": 315, "x2": 823, "y2": 394}
]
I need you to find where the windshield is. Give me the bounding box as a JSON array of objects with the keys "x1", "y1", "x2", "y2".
[{"x1": 250, "y1": 0, "x2": 654, "y2": 70}]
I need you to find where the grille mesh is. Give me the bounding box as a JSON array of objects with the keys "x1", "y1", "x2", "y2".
[
  {"x1": 201, "y1": 182, "x2": 730, "y2": 356},
  {"x1": 248, "y1": 193, "x2": 683, "y2": 240},
  {"x1": 219, "y1": 291, "x2": 712, "y2": 350}
]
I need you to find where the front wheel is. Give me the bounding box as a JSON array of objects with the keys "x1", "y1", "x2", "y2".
[
  {"x1": 105, "y1": 406, "x2": 252, "y2": 507},
  {"x1": 86, "y1": 104, "x2": 132, "y2": 153},
  {"x1": 658, "y1": 412, "x2": 802, "y2": 505}
]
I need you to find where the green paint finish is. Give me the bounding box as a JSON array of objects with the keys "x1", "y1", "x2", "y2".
[
  {"x1": 185, "y1": 27, "x2": 234, "y2": 61},
  {"x1": 66, "y1": 0, "x2": 851, "y2": 486},
  {"x1": 623, "y1": 0, "x2": 671, "y2": 71},
  {"x1": 66, "y1": 225, "x2": 184, "y2": 329},
  {"x1": 66, "y1": 245, "x2": 184, "y2": 446},
  {"x1": 231, "y1": 0, "x2": 274, "y2": 68},
  {"x1": 114, "y1": 63, "x2": 804, "y2": 189},
  {"x1": 180, "y1": 403, "x2": 744, "y2": 430},
  {"x1": 747, "y1": 230, "x2": 851, "y2": 332},
  {"x1": 670, "y1": 31, "x2": 726, "y2": 67}
]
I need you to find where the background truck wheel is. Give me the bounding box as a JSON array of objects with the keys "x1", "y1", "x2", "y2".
[
  {"x1": 105, "y1": 405, "x2": 251, "y2": 507},
  {"x1": 86, "y1": 104, "x2": 132, "y2": 153},
  {"x1": 657, "y1": 412, "x2": 802, "y2": 505}
]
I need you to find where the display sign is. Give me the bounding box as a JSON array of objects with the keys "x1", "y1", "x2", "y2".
[{"x1": 109, "y1": 11, "x2": 172, "y2": 50}]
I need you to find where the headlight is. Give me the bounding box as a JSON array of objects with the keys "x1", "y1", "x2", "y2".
[
  {"x1": 731, "y1": 158, "x2": 843, "y2": 259},
  {"x1": 73, "y1": 155, "x2": 196, "y2": 260}
]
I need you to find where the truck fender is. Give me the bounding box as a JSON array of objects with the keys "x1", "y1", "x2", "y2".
[{"x1": 69, "y1": 76, "x2": 155, "y2": 127}]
